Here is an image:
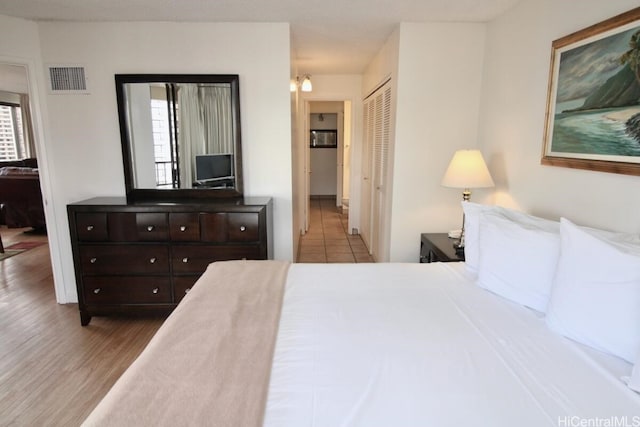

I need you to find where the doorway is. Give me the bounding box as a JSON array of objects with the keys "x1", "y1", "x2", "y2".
[
  {"x1": 0, "y1": 62, "x2": 52, "y2": 286},
  {"x1": 305, "y1": 100, "x2": 352, "y2": 232}
]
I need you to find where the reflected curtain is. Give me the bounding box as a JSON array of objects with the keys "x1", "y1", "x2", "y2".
[
  {"x1": 177, "y1": 84, "x2": 203, "y2": 188},
  {"x1": 177, "y1": 84, "x2": 234, "y2": 186},
  {"x1": 200, "y1": 85, "x2": 233, "y2": 154},
  {"x1": 19, "y1": 94, "x2": 36, "y2": 158}
]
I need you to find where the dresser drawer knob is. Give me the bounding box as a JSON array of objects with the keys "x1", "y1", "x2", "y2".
[
  {"x1": 149, "y1": 257, "x2": 157, "y2": 264},
  {"x1": 93, "y1": 288, "x2": 101, "y2": 294},
  {"x1": 182, "y1": 257, "x2": 189, "y2": 263},
  {"x1": 152, "y1": 287, "x2": 159, "y2": 294},
  {"x1": 86, "y1": 225, "x2": 94, "y2": 231},
  {"x1": 179, "y1": 225, "x2": 187, "y2": 232},
  {"x1": 240, "y1": 225, "x2": 246, "y2": 232},
  {"x1": 147, "y1": 225, "x2": 155, "y2": 232},
  {"x1": 185, "y1": 288, "x2": 191, "y2": 294},
  {"x1": 90, "y1": 257, "x2": 97, "y2": 264}
]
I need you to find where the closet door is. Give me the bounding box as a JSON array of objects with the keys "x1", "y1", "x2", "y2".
[
  {"x1": 360, "y1": 97, "x2": 374, "y2": 250},
  {"x1": 362, "y1": 80, "x2": 392, "y2": 261}
]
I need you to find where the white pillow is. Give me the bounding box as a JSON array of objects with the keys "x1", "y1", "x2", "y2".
[
  {"x1": 476, "y1": 209, "x2": 560, "y2": 312},
  {"x1": 546, "y1": 218, "x2": 640, "y2": 363},
  {"x1": 461, "y1": 202, "x2": 498, "y2": 274}
]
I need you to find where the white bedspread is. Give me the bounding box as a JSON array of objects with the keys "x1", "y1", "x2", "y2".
[{"x1": 264, "y1": 263, "x2": 640, "y2": 427}]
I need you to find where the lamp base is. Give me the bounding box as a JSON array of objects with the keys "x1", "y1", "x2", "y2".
[
  {"x1": 453, "y1": 227, "x2": 465, "y2": 254},
  {"x1": 453, "y1": 241, "x2": 465, "y2": 255}
]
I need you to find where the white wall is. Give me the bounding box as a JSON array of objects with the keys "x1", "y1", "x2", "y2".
[
  {"x1": 34, "y1": 21, "x2": 292, "y2": 302},
  {"x1": 0, "y1": 14, "x2": 68, "y2": 301},
  {"x1": 363, "y1": 28, "x2": 399, "y2": 97},
  {"x1": 479, "y1": 0, "x2": 640, "y2": 232},
  {"x1": 127, "y1": 84, "x2": 156, "y2": 188},
  {"x1": 0, "y1": 64, "x2": 29, "y2": 93},
  {"x1": 310, "y1": 149, "x2": 338, "y2": 195},
  {"x1": 383, "y1": 23, "x2": 487, "y2": 262}
]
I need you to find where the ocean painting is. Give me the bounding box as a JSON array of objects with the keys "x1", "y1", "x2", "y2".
[{"x1": 543, "y1": 8, "x2": 640, "y2": 174}]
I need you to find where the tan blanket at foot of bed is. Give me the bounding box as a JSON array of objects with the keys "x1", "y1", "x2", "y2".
[{"x1": 83, "y1": 260, "x2": 291, "y2": 427}]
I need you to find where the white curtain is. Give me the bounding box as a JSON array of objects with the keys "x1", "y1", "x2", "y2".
[
  {"x1": 200, "y1": 85, "x2": 233, "y2": 154},
  {"x1": 177, "y1": 84, "x2": 204, "y2": 188},
  {"x1": 19, "y1": 93, "x2": 36, "y2": 158},
  {"x1": 177, "y1": 84, "x2": 234, "y2": 187}
]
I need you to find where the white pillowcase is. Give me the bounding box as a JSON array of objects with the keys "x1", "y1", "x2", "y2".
[
  {"x1": 476, "y1": 209, "x2": 560, "y2": 312},
  {"x1": 545, "y1": 218, "x2": 640, "y2": 363},
  {"x1": 461, "y1": 202, "x2": 498, "y2": 274}
]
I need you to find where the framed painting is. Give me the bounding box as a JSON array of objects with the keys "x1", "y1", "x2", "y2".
[
  {"x1": 310, "y1": 130, "x2": 337, "y2": 148},
  {"x1": 542, "y1": 7, "x2": 640, "y2": 176}
]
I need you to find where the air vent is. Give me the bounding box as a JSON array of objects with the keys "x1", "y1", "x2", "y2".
[{"x1": 47, "y1": 65, "x2": 89, "y2": 94}]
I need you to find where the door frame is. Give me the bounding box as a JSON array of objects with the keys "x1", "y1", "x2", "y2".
[
  {"x1": 302, "y1": 98, "x2": 352, "y2": 233},
  {"x1": 0, "y1": 55, "x2": 66, "y2": 302}
]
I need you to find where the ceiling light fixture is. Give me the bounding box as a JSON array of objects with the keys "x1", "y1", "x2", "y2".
[
  {"x1": 290, "y1": 75, "x2": 313, "y2": 92},
  {"x1": 300, "y1": 75, "x2": 312, "y2": 92}
]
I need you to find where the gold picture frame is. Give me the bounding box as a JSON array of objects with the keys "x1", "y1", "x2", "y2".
[{"x1": 542, "y1": 7, "x2": 640, "y2": 176}]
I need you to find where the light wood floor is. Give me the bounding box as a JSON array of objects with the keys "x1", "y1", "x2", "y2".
[
  {"x1": 0, "y1": 226, "x2": 164, "y2": 426},
  {"x1": 297, "y1": 198, "x2": 374, "y2": 263}
]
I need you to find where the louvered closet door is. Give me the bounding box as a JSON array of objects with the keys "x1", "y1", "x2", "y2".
[
  {"x1": 362, "y1": 80, "x2": 392, "y2": 261},
  {"x1": 360, "y1": 97, "x2": 374, "y2": 250}
]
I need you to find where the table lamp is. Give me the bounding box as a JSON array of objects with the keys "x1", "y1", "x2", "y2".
[{"x1": 441, "y1": 149, "x2": 494, "y2": 251}]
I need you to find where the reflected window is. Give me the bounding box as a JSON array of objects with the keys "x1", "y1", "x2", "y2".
[{"x1": 150, "y1": 98, "x2": 173, "y2": 187}]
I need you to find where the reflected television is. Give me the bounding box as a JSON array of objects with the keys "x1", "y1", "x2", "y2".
[{"x1": 195, "y1": 154, "x2": 234, "y2": 183}]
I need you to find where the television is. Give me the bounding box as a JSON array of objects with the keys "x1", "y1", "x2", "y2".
[{"x1": 195, "y1": 154, "x2": 234, "y2": 183}]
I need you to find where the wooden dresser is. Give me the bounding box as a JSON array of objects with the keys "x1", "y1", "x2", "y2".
[{"x1": 67, "y1": 197, "x2": 272, "y2": 325}]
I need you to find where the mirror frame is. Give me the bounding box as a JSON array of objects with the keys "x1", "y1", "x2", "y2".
[{"x1": 115, "y1": 74, "x2": 243, "y2": 201}]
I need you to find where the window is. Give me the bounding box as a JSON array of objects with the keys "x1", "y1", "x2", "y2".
[
  {"x1": 150, "y1": 98, "x2": 175, "y2": 187},
  {"x1": 0, "y1": 103, "x2": 25, "y2": 161}
]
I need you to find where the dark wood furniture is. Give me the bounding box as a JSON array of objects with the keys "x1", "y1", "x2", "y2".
[
  {"x1": 420, "y1": 233, "x2": 465, "y2": 263},
  {"x1": 0, "y1": 158, "x2": 45, "y2": 230},
  {"x1": 68, "y1": 196, "x2": 272, "y2": 325}
]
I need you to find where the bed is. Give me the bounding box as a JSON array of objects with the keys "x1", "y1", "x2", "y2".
[{"x1": 83, "y1": 204, "x2": 640, "y2": 426}]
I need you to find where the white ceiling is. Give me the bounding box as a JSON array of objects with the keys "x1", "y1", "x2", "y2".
[{"x1": 0, "y1": 0, "x2": 522, "y2": 74}]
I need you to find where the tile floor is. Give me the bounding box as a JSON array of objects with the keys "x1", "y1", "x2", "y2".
[{"x1": 297, "y1": 197, "x2": 374, "y2": 263}]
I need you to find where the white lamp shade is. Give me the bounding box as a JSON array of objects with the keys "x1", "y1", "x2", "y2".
[
  {"x1": 441, "y1": 149, "x2": 494, "y2": 189},
  {"x1": 301, "y1": 76, "x2": 312, "y2": 92}
]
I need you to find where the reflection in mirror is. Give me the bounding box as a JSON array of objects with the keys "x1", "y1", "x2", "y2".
[{"x1": 116, "y1": 74, "x2": 242, "y2": 200}]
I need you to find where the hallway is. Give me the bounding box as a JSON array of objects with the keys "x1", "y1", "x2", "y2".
[{"x1": 297, "y1": 198, "x2": 374, "y2": 263}]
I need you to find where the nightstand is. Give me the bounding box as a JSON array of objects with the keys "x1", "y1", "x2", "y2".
[{"x1": 420, "y1": 233, "x2": 465, "y2": 263}]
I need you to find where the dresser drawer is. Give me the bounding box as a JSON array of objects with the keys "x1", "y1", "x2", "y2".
[
  {"x1": 108, "y1": 212, "x2": 169, "y2": 241},
  {"x1": 76, "y1": 213, "x2": 108, "y2": 241},
  {"x1": 172, "y1": 245, "x2": 261, "y2": 273},
  {"x1": 200, "y1": 212, "x2": 260, "y2": 242},
  {"x1": 173, "y1": 276, "x2": 199, "y2": 304},
  {"x1": 80, "y1": 245, "x2": 170, "y2": 274},
  {"x1": 83, "y1": 276, "x2": 171, "y2": 305},
  {"x1": 227, "y1": 213, "x2": 260, "y2": 241},
  {"x1": 169, "y1": 213, "x2": 200, "y2": 241}
]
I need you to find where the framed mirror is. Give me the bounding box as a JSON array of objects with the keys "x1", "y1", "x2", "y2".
[{"x1": 115, "y1": 74, "x2": 243, "y2": 201}]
